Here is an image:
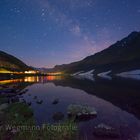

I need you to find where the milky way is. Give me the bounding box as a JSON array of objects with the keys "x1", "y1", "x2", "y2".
[{"x1": 0, "y1": 0, "x2": 140, "y2": 67}]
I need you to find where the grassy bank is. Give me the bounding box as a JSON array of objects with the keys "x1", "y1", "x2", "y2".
[{"x1": 0, "y1": 102, "x2": 78, "y2": 140}]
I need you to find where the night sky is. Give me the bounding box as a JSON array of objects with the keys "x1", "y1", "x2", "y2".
[{"x1": 0, "y1": 0, "x2": 140, "y2": 68}]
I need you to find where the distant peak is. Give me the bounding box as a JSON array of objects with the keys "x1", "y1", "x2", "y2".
[
  {"x1": 120, "y1": 31, "x2": 140, "y2": 44},
  {"x1": 128, "y1": 31, "x2": 140, "y2": 37}
]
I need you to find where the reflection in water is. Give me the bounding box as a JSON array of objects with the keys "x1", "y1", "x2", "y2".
[
  {"x1": 0, "y1": 79, "x2": 23, "y2": 84},
  {"x1": 24, "y1": 76, "x2": 63, "y2": 83},
  {"x1": 24, "y1": 76, "x2": 39, "y2": 82},
  {"x1": 0, "y1": 76, "x2": 140, "y2": 139},
  {"x1": 117, "y1": 74, "x2": 140, "y2": 80},
  {"x1": 0, "y1": 76, "x2": 63, "y2": 85},
  {"x1": 47, "y1": 75, "x2": 63, "y2": 81},
  {"x1": 52, "y1": 76, "x2": 140, "y2": 120},
  {"x1": 98, "y1": 75, "x2": 112, "y2": 80}
]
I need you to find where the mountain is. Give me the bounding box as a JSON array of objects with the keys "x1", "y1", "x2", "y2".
[
  {"x1": 33, "y1": 67, "x2": 52, "y2": 73},
  {"x1": 0, "y1": 50, "x2": 30, "y2": 72},
  {"x1": 51, "y1": 31, "x2": 140, "y2": 74}
]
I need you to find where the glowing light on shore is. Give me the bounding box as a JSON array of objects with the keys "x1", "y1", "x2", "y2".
[
  {"x1": 0, "y1": 69, "x2": 39, "y2": 75},
  {"x1": 24, "y1": 70, "x2": 38, "y2": 74}
]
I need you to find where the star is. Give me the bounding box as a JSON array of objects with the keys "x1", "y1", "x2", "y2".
[
  {"x1": 0, "y1": 0, "x2": 140, "y2": 68},
  {"x1": 41, "y1": 12, "x2": 45, "y2": 17}
]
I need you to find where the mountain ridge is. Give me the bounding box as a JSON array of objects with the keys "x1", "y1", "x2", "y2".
[
  {"x1": 51, "y1": 31, "x2": 140, "y2": 74},
  {"x1": 0, "y1": 50, "x2": 30, "y2": 71}
]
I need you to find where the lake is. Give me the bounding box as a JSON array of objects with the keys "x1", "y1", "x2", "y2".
[{"x1": 0, "y1": 75, "x2": 140, "y2": 139}]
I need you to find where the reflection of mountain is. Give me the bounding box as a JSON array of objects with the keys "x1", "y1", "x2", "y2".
[
  {"x1": 0, "y1": 80, "x2": 33, "y2": 93},
  {"x1": 52, "y1": 31, "x2": 140, "y2": 74},
  {"x1": 1, "y1": 76, "x2": 140, "y2": 119},
  {"x1": 50, "y1": 76, "x2": 140, "y2": 119}
]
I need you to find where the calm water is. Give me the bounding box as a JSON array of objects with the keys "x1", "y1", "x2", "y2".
[{"x1": 0, "y1": 76, "x2": 140, "y2": 140}]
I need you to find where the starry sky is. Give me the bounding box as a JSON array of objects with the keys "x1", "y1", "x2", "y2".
[{"x1": 0, "y1": 0, "x2": 140, "y2": 68}]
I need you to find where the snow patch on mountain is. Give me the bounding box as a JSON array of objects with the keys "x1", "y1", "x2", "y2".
[
  {"x1": 72, "y1": 70, "x2": 94, "y2": 81},
  {"x1": 71, "y1": 71, "x2": 84, "y2": 76}
]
